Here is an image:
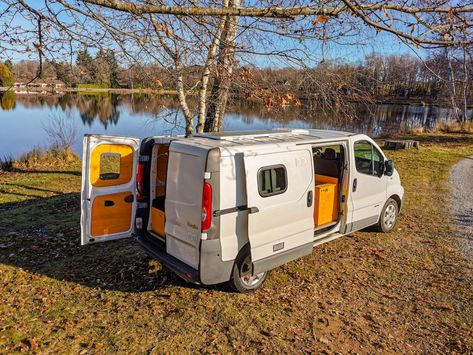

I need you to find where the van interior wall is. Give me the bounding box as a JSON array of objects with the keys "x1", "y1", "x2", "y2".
[
  {"x1": 313, "y1": 145, "x2": 344, "y2": 230},
  {"x1": 150, "y1": 144, "x2": 169, "y2": 237}
]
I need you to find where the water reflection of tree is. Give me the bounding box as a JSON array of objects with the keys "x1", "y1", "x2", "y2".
[
  {"x1": 0, "y1": 91, "x2": 16, "y2": 110},
  {"x1": 7, "y1": 93, "x2": 471, "y2": 135},
  {"x1": 75, "y1": 94, "x2": 120, "y2": 128}
]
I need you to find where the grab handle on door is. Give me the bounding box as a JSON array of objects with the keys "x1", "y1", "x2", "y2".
[
  {"x1": 248, "y1": 207, "x2": 259, "y2": 214},
  {"x1": 352, "y1": 178, "x2": 358, "y2": 192},
  {"x1": 307, "y1": 190, "x2": 313, "y2": 207},
  {"x1": 104, "y1": 200, "x2": 115, "y2": 207}
]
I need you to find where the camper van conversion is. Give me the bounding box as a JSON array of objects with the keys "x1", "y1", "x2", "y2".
[{"x1": 81, "y1": 129, "x2": 404, "y2": 292}]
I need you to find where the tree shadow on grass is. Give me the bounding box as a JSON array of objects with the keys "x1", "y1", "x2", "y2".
[
  {"x1": 393, "y1": 134, "x2": 473, "y2": 146},
  {"x1": 0, "y1": 192, "x2": 201, "y2": 293},
  {"x1": 8, "y1": 167, "x2": 82, "y2": 176}
]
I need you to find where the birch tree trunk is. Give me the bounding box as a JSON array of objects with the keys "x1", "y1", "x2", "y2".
[
  {"x1": 196, "y1": 2, "x2": 228, "y2": 134},
  {"x1": 461, "y1": 47, "x2": 469, "y2": 122},
  {"x1": 204, "y1": 0, "x2": 241, "y2": 132},
  {"x1": 176, "y1": 69, "x2": 194, "y2": 136},
  {"x1": 445, "y1": 48, "x2": 461, "y2": 122}
]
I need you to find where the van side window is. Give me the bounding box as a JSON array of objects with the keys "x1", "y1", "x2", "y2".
[
  {"x1": 100, "y1": 153, "x2": 121, "y2": 180},
  {"x1": 258, "y1": 165, "x2": 287, "y2": 197},
  {"x1": 354, "y1": 141, "x2": 384, "y2": 176}
]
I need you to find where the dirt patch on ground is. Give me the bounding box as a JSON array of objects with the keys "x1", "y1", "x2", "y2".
[
  {"x1": 1, "y1": 134, "x2": 473, "y2": 353},
  {"x1": 450, "y1": 156, "x2": 473, "y2": 256}
]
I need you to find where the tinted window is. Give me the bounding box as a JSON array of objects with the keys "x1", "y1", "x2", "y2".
[
  {"x1": 100, "y1": 153, "x2": 121, "y2": 180},
  {"x1": 354, "y1": 141, "x2": 384, "y2": 176},
  {"x1": 258, "y1": 165, "x2": 287, "y2": 197}
]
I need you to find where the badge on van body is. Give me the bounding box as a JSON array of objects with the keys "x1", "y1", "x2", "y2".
[{"x1": 273, "y1": 242, "x2": 284, "y2": 252}]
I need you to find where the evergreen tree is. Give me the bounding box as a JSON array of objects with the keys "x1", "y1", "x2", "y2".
[
  {"x1": 4, "y1": 59, "x2": 13, "y2": 71},
  {"x1": 76, "y1": 48, "x2": 93, "y2": 83},
  {"x1": 93, "y1": 48, "x2": 110, "y2": 86},
  {"x1": 53, "y1": 61, "x2": 74, "y2": 86},
  {"x1": 107, "y1": 50, "x2": 120, "y2": 88}
]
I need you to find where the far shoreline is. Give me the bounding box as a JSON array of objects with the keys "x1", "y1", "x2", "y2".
[{"x1": 0, "y1": 86, "x2": 178, "y2": 95}]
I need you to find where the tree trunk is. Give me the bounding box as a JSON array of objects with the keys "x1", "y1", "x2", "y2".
[
  {"x1": 461, "y1": 47, "x2": 469, "y2": 122},
  {"x1": 176, "y1": 70, "x2": 194, "y2": 136},
  {"x1": 445, "y1": 48, "x2": 461, "y2": 122},
  {"x1": 204, "y1": 0, "x2": 241, "y2": 132},
  {"x1": 196, "y1": 3, "x2": 228, "y2": 134}
]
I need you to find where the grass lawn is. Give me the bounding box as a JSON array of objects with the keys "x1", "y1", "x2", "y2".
[{"x1": 1, "y1": 133, "x2": 472, "y2": 353}]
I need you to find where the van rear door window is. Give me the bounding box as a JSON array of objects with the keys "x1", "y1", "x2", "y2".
[
  {"x1": 100, "y1": 153, "x2": 121, "y2": 180},
  {"x1": 258, "y1": 165, "x2": 287, "y2": 197}
]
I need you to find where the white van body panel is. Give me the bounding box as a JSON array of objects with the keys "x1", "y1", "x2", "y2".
[
  {"x1": 165, "y1": 142, "x2": 207, "y2": 269},
  {"x1": 244, "y1": 146, "x2": 314, "y2": 262}
]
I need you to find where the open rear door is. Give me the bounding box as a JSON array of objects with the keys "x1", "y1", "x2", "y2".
[
  {"x1": 244, "y1": 146, "x2": 315, "y2": 269},
  {"x1": 81, "y1": 134, "x2": 140, "y2": 245}
]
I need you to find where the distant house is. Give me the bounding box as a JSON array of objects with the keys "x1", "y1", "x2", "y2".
[{"x1": 13, "y1": 78, "x2": 65, "y2": 89}]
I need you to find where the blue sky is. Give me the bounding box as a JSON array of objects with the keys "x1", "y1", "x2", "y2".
[{"x1": 1, "y1": 2, "x2": 424, "y2": 68}]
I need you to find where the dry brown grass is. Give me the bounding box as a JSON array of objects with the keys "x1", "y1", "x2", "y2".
[
  {"x1": 1, "y1": 134, "x2": 473, "y2": 353},
  {"x1": 434, "y1": 121, "x2": 473, "y2": 134},
  {"x1": 407, "y1": 123, "x2": 425, "y2": 135},
  {"x1": 15, "y1": 147, "x2": 79, "y2": 170}
]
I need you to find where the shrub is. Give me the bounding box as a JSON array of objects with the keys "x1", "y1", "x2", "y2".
[{"x1": 0, "y1": 155, "x2": 14, "y2": 172}]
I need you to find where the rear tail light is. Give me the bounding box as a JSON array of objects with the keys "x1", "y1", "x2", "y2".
[
  {"x1": 136, "y1": 162, "x2": 145, "y2": 201},
  {"x1": 201, "y1": 182, "x2": 212, "y2": 231}
]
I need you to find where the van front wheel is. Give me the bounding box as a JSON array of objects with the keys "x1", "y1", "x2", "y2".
[
  {"x1": 376, "y1": 198, "x2": 399, "y2": 233},
  {"x1": 228, "y1": 245, "x2": 268, "y2": 293}
]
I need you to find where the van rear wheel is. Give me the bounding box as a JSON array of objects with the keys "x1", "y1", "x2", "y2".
[
  {"x1": 228, "y1": 245, "x2": 268, "y2": 293},
  {"x1": 376, "y1": 198, "x2": 399, "y2": 233}
]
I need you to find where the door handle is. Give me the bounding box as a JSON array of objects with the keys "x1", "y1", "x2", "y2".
[
  {"x1": 352, "y1": 178, "x2": 357, "y2": 192},
  {"x1": 124, "y1": 194, "x2": 134, "y2": 203},
  {"x1": 248, "y1": 207, "x2": 259, "y2": 214},
  {"x1": 104, "y1": 200, "x2": 115, "y2": 207},
  {"x1": 307, "y1": 190, "x2": 313, "y2": 207}
]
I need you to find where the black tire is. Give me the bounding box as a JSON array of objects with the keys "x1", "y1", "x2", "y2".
[
  {"x1": 228, "y1": 244, "x2": 269, "y2": 293},
  {"x1": 375, "y1": 198, "x2": 399, "y2": 233}
]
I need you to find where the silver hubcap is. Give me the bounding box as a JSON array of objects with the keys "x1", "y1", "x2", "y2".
[
  {"x1": 383, "y1": 203, "x2": 397, "y2": 229},
  {"x1": 240, "y1": 255, "x2": 265, "y2": 287}
]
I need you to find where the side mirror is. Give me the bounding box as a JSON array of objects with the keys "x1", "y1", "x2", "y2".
[{"x1": 384, "y1": 160, "x2": 394, "y2": 176}]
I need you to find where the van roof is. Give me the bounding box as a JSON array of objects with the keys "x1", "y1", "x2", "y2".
[
  {"x1": 194, "y1": 128, "x2": 354, "y2": 141},
  {"x1": 191, "y1": 129, "x2": 354, "y2": 142},
  {"x1": 169, "y1": 129, "x2": 358, "y2": 152}
]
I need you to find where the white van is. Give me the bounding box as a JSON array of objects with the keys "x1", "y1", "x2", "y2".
[{"x1": 81, "y1": 129, "x2": 404, "y2": 292}]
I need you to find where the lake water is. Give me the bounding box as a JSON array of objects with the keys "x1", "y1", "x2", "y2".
[{"x1": 0, "y1": 92, "x2": 471, "y2": 158}]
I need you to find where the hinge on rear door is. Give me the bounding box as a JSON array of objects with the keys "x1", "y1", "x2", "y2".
[
  {"x1": 139, "y1": 155, "x2": 150, "y2": 162},
  {"x1": 341, "y1": 195, "x2": 346, "y2": 203}
]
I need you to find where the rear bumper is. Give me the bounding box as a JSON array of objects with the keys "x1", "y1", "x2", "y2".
[{"x1": 135, "y1": 233, "x2": 200, "y2": 284}]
